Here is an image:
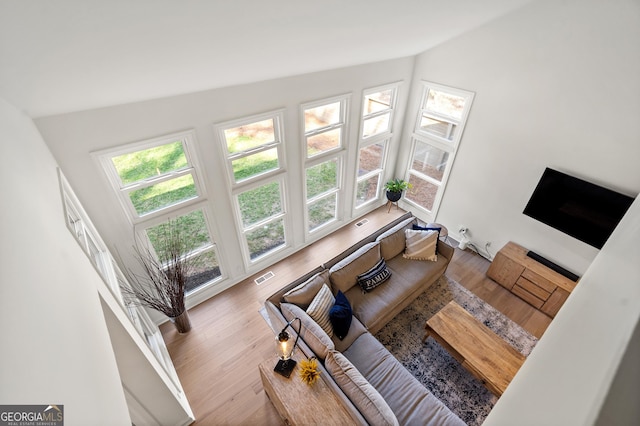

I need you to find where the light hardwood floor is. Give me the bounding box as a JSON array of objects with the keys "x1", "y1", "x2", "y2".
[{"x1": 160, "y1": 206, "x2": 551, "y2": 425}]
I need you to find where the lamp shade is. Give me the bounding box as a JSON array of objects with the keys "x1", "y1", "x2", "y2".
[
  {"x1": 273, "y1": 317, "x2": 301, "y2": 378},
  {"x1": 276, "y1": 329, "x2": 295, "y2": 360}
]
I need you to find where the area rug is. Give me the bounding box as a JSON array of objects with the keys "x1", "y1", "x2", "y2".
[{"x1": 374, "y1": 275, "x2": 538, "y2": 426}]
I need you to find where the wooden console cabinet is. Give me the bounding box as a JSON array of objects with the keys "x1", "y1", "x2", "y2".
[{"x1": 487, "y1": 242, "x2": 578, "y2": 318}]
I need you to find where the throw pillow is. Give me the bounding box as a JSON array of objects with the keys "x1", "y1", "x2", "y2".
[
  {"x1": 282, "y1": 270, "x2": 329, "y2": 309},
  {"x1": 306, "y1": 284, "x2": 335, "y2": 337},
  {"x1": 329, "y1": 291, "x2": 352, "y2": 340},
  {"x1": 324, "y1": 350, "x2": 399, "y2": 426},
  {"x1": 280, "y1": 303, "x2": 334, "y2": 360},
  {"x1": 403, "y1": 229, "x2": 438, "y2": 261},
  {"x1": 356, "y1": 258, "x2": 391, "y2": 292}
]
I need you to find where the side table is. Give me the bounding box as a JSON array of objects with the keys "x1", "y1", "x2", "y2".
[{"x1": 258, "y1": 352, "x2": 353, "y2": 425}]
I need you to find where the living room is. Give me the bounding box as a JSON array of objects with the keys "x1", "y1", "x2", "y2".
[{"x1": 1, "y1": 0, "x2": 639, "y2": 425}]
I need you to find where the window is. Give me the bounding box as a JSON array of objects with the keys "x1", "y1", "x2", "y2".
[
  {"x1": 217, "y1": 111, "x2": 289, "y2": 264},
  {"x1": 58, "y1": 169, "x2": 181, "y2": 388},
  {"x1": 95, "y1": 130, "x2": 224, "y2": 294},
  {"x1": 302, "y1": 96, "x2": 349, "y2": 234},
  {"x1": 141, "y1": 206, "x2": 222, "y2": 292},
  {"x1": 404, "y1": 82, "x2": 474, "y2": 217},
  {"x1": 354, "y1": 84, "x2": 399, "y2": 209}
]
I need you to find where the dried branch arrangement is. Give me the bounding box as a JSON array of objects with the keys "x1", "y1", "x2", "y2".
[{"x1": 119, "y1": 220, "x2": 195, "y2": 318}]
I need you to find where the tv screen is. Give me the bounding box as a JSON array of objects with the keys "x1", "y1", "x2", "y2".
[{"x1": 523, "y1": 168, "x2": 635, "y2": 249}]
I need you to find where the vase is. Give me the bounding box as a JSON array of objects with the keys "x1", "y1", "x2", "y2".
[
  {"x1": 169, "y1": 310, "x2": 192, "y2": 334},
  {"x1": 386, "y1": 190, "x2": 402, "y2": 202}
]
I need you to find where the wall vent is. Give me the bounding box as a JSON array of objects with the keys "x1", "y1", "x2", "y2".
[
  {"x1": 254, "y1": 271, "x2": 275, "y2": 285},
  {"x1": 355, "y1": 218, "x2": 369, "y2": 227}
]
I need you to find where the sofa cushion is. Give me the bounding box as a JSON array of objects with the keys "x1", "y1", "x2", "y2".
[
  {"x1": 403, "y1": 229, "x2": 438, "y2": 261},
  {"x1": 329, "y1": 291, "x2": 352, "y2": 340},
  {"x1": 329, "y1": 242, "x2": 381, "y2": 294},
  {"x1": 282, "y1": 269, "x2": 329, "y2": 309},
  {"x1": 306, "y1": 284, "x2": 335, "y2": 337},
  {"x1": 281, "y1": 303, "x2": 334, "y2": 360},
  {"x1": 343, "y1": 333, "x2": 465, "y2": 426},
  {"x1": 332, "y1": 315, "x2": 367, "y2": 353},
  {"x1": 357, "y1": 257, "x2": 392, "y2": 292},
  {"x1": 325, "y1": 350, "x2": 399, "y2": 426},
  {"x1": 375, "y1": 216, "x2": 416, "y2": 260}
]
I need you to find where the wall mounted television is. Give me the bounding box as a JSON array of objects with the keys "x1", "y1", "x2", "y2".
[{"x1": 523, "y1": 168, "x2": 635, "y2": 249}]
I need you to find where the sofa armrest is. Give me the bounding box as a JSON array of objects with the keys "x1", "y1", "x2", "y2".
[{"x1": 438, "y1": 240, "x2": 455, "y2": 262}]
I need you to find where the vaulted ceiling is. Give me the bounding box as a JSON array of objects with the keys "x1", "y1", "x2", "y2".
[{"x1": 0, "y1": 0, "x2": 535, "y2": 118}]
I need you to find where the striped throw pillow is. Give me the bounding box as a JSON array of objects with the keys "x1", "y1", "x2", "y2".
[
  {"x1": 357, "y1": 258, "x2": 391, "y2": 292},
  {"x1": 306, "y1": 284, "x2": 335, "y2": 337},
  {"x1": 403, "y1": 229, "x2": 438, "y2": 261}
]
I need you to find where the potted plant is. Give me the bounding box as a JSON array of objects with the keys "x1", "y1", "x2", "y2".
[
  {"x1": 119, "y1": 220, "x2": 197, "y2": 334},
  {"x1": 384, "y1": 178, "x2": 412, "y2": 202}
]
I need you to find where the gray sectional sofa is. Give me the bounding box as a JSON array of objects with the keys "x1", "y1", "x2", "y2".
[{"x1": 264, "y1": 212, "x2": 465, "y2": 426}]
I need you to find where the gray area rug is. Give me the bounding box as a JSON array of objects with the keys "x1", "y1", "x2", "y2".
[{"x1": 374, "y1": 275, "x2": 538, "y2": 426}]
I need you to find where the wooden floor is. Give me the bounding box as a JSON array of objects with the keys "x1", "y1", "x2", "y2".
[{"x1": 160, "y1": 206, "x2": 551, "y2": 425}]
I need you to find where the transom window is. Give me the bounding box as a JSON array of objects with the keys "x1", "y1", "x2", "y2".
[
  {"x1": 404, "y1": 82, "x2": 474, "y2": 218},
  {"x1": 354, "y1": 83, "x2": 399, "y2": 209},
  {"x1": 302, "y1": 96, "x2": 349, "y2": 234},
  {"x1": 217, "y1": 111, "x2": 289, "y2": 265},
  {"x1": 222, "y1": 115, "x2": 284, "y2": 185}
]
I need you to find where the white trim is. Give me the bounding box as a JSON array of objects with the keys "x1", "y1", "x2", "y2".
[{"x1": 402, "y1": 81, "x2": 475, "y2": 221}]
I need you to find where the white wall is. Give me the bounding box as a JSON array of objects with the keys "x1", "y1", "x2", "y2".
[
  {"x1": 34, "y1": 57, "x2": 415, "y2": 309},
  {"x1": 399, "y1": 0, "x2": 640, "y2": 275},
  {"x1": 0, "y1": 97, "x2": 131, "y2": 425},
  {"x1": 485, "y1": 192, "x2": 640, "y2": 426}
]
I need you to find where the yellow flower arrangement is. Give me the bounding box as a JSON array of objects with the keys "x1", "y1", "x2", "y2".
[{"x1": 298, "y1": 357, "x2": 320, "y2": 386}]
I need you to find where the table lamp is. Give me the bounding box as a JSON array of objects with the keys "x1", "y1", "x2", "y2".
[{"x1": 274, "y1": 317, "x2": 301, "y2": 378}]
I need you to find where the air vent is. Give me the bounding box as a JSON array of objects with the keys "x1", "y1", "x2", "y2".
[
  {"x1": 255, "y1": 271, "x2": 275, "y2": 285},
  {"x1": 355, "y1": 218, "x2": 369, "y2": 227}
]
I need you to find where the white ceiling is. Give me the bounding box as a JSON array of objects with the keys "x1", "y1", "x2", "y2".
[{"x1": 0, "y1": 0, "x2": 534, "y2": 118}]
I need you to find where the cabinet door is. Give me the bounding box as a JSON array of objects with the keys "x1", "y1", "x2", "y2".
[
  {"x1": 541, "y1": 288, "x2": 570, "y2": 318},
  {"x1": 487, "y1": 253, "x2": 525, "y2": 290}
]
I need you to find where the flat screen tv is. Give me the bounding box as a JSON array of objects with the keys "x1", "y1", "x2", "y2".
[{"x1": 523, "y1": 168, "x2": 635, "y2": 249}]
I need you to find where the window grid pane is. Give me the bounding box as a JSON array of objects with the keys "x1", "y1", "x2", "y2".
[
  {"x1": 405, "y1": 174, "x2": 439, "y2": 212},
  {"x1": 410, "y1": 143, "x2": 449, "y2": 183},
  {"x1": 363, "y1": 113, "x2": 390, "y2": 138},
  {"x1": 186, "y1": 249, "x2": 222, "y2": 293},
  {"x1": 112, "y1": 141, "x2": 188, "y2": 185},
  {"x1": 231, "y1": 148, "x2": 280, "y2": 182},
  {"x1": 129, "y1": 174, "x2": 197, "y2": 216},
  {"x1": 355, "y1": 174, "x2": 380, "y2": 207},
  {"x1": 238, "y1": 181, "x2": 282, "y2": 227},
  {"x1": 308, "y1": 194, "x2": 337, "y2": 231},
  {"x1": 306, "y1": 159, "x2": 338, "y2": 199},
  {"x1": 425, "y1": 89, "x2": 466, "y2": 120},
  {"x1": 358, "y1": 143, "x2": 384, "y2": 176},
  {"x1": 246, "y1": 218, "x2": 285, "y2": 260},
  {"x1": 304, "y1": 102, "x2": 340, "y2": 132},
  {"x1": 364, "y1": 90, "x2": 393, "y2": 115},
  {"x1": 307, "y1": 128, "x2": 341, "y2": 157},
  {"x1": 224, "y1": 119, "x2": 275, "y2": 154}
]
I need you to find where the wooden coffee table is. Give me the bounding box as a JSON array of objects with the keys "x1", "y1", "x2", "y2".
[{"x1": 423, "y1": 301, "x2": 526, "y2": 396}]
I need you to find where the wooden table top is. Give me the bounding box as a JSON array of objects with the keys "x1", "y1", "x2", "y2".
[{"x1": 425, "y1": 301, "x2": 526, "y2": 396}]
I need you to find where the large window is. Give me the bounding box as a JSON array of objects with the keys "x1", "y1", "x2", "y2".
[
  {"x1": 217, "y1": 111, "x2": 289, "y2": 264},
  {"x1": 95, "y1": 131, "x2": 224, "y2": 294},
  {"x1": 354, "y1": 84, "x2": 399, "y2": 209},
  {"x1": 302, "y1": 96, "x2": 348, "y2": 234},
  {"x1": 404, "y1": 82, "x2": 474, "y2": 218}
]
